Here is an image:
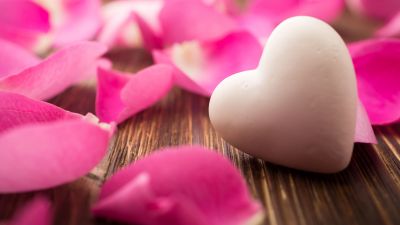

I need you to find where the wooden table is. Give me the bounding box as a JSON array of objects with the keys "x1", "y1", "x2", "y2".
[{"x1": 0, "y1": 9, "x2": 399, "y2": 225}]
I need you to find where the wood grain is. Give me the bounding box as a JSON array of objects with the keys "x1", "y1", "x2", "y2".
[{"x1": 0, "y1": 9, "x2": 399, "y2": 225}]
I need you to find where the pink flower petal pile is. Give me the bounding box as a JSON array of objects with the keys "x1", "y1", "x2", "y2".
[
  {"x1": 349, "y1": 38, "x2": 400, "y2": 125},
  {"x1": 347, "y1": 0, "x2": 400, "y2": 21},
  {"x1": 93, "y1": 146, "x2": 264, "y2": 225},
  {"x1": 0, "y1": 92, "x2": 114, "y2": 193},
  {"x1": 0, "y1": 39, "x2": 107, "y2": 100},
  {"x1": 4, "y1": 197, "x2": 52, "y2": 225}
]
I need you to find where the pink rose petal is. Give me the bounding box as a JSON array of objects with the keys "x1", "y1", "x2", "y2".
[
  {"x1": 0, "y1": 0, "x2": 50, "y2": 51},
  {"x1": 93, "y1": 146, "x2": 264, "y2": 225},
  {"x1": 349, "y1": 38, "x2": 400, "y2": 125},
  {"x1": 99, "y1": 0, "x2": 163, "y2": 49},
  {"x1": 159, "y1": 0, "x2": 237, "y2": 44},
  {"x1": 0, "y1": 41, "x2": 107, "y2": 100},
  {"x1": 347, "y1": 0, "x2": 400, "y2": 21},
  {"x1": 153, "y1": 31, "x2": 262, "y2": 96},
  {"x1": 96, "y1": 65, "x2": 174, "y2": 123},
  {"x1": 376, "y1": 12, "x2": 400, "y2": 38},
  {"x1": 0, "y1": 38, "x2": 40, "y2": 76},
  {"x1": 5, "y1": 197, "x2": 52, "y2": 225},
  {"x1": 35, "y1": 0, "x2": 102, "y2": 47},
  {"x1": 0, "y1": 118, "x2": 113, "y2": 193},
  {"x1": 0, "y1": 91, "x2": 80, "y2": 134},
  {"x1": 355, "y1": 100, "x2": 377, "y2": 143}
]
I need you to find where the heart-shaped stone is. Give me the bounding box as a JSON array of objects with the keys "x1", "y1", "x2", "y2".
[{"x1": 209, "y1": 16, "x2": 357, "y2": 173}]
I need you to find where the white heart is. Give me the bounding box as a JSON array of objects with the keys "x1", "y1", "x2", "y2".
[{"x1": 209, "y1": 16, "x2": 357, "y2": 173}]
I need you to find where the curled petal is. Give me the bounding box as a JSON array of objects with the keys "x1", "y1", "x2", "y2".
[
  {"x1": 5, "y1": 197, "x2": 52, "y2": 225},
  {"x1": 0, "y1": 41, "x2": 107, "y2": 100},
  {"x1": 93, "y1": 146, "x2": 264, "y2": 225},
  {"x1": 0, "y1": 0, "x2": 50, "y2": 51},
  {"x1": 159, "y1": 0, "x2": 237, "y2": 44},
  {"x1": 153, "y1": 31, "x2": 262, "y2": 96},
  {"x1": 0, "y1": 118, "x2": 113, "y2": 193},
  {"x1": 355, "y1": 100, "x2": 377, "y2": 143},
  {"x1": 347, "y1": 0, "x2": 400, "y2": 21},
  {"x1": 0, "y1": 91, "x2": 80, "y2": 134},
  {"x1": 349, "y1": 38, "x2": 400, "y2": 125},
  {"x1": 96, "y1": 65, "x2": 174, "y2": 123},
  {"x1": 376, "y1": 12, "x2": 400, "y2": 38},
  {"x1": 99, "y1": 0, "x2": 163, "y2": 49}
]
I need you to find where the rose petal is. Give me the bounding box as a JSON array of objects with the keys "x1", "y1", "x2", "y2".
[
  {"x1": 34, "y1": 0, "x2": 101, "y2": 47},
  {"x1": 0, "y1": 41, "x2": 107, "y2": 100},
  {"x1": 93, "y1": 146, "x2": 264, "y2": 225},
  {"x1": 99, "y1": 0, "x2": 163, "y2": 49},
  {"x1": 96, "y1": 65, "x2": 174, "y2": 123},
  {"x1": 5, "y1": 197, "x2": 52, "y2": 225},
  {"x1": 0, "y1": 91, "x2": 80, "y2": 134},
  {"x1": 153, "y1": 31, "x2": 262, "y2": 96},
  {"x1": 347, "y1": 0, "x2": 400, "y2": 21},
  {"x1": 0, "y1": 0, "x2": 50, "y2": 51},
  {"x1": 0, "y1": 118, "x2": 113, "y2": 193},
  {"x1": 355, "y1": 100, "x2": 377, "y2": 143},
  {"x1": 376, "y1": 12, "x2": 400, "y2": 38},
  {"x1": 159, "y1": 0, "x2": 237, "y2": 44},
  {"x1": 349, "y1": 38, "x2": 400, "y2": 125},
  {"x1": 0, "y1": 38, "x2": 40, "y2": 76}
]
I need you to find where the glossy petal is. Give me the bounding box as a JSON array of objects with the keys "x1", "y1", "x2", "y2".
[
  {"x1": 347, "y1": 0, "x2": 400, "y2": 21},
  {"x1": 93, "y1": 146, "x2": 264, "y2": 225},
  {"x1": 376, "y1": 12, "x2": 400, "y2": 38},
  {"x1": 99, "y1": 0, "x2": 163, "y2": 49},
  {"x1": 0, "y1": 91, "x2": 80, "y2": 134},
  {"x1": 6, "y1": 197, "x2": 52, "y2": 225},
  {"x1": 0, "y1": 118, "x2": 113, "y2": 193},
  {"x1": 349, "y1": 39, "x2": 400, "y2": 125},
  {"x1": 0, "y1": 41, "x2": 107, "y2": 100},
  {"x1": 154, "y1": 31, "x2": 262, "y2": 96},
  {"x1": 0, "y1": 0, "x2": 50, "y2": 51},
  {"x1": 35, "y1": 0, "x2": 102, "y2": 47},
  {"x1": 159, "y1": 0, "x2": 237, "y2": 44},
  {"x1": 96, "y1": 65, "x2": 174, "y2": 123}
]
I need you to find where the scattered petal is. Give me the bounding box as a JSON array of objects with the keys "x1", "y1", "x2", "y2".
[
  {"x1": 99, "y1": 0, "x2": 163, "y2": 49},
  {"x1": 376, "y1": 12, "x2": 400, "y2": 38},
  {"x1": 153, "y1": 31, "x2": 262, "y2": 96},
  {"x1": 0, "y1": 91, "x2": 80, "y2": 134},
  {"x1": 35, "y1": 0, "x2": 102, "y2": 47},
  {"x1": 347, "y1": 0, "x2": 400, "y2": 21},
  {"x1": 93, "y1": 146, "x2": 264, "y2": 225},
  {"x1": 96, "y1": 65, "x2": 174, "y2": 123},
  {"x1": 5, "y1": 197, "x2": 52, "y2": 225},
  {"x1": 0, "y1": 0, "x2": 50, "y2": 51},
  {"x1": 349, "y1": 38, "x2": 400, "y2": 125},
  {"x1": 355, "y1": 100, "x2": 377, "y2": 143},
  {"x1": 0, "y1": 41, "x2": 107, "y2": 100},
  {"x1": 159, "y1": 0, "x2": 237, "y2": 44}
]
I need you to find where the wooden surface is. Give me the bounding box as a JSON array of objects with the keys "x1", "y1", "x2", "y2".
[{"x1": 1, "y1": 10, "x2": 400, "y2": 225}]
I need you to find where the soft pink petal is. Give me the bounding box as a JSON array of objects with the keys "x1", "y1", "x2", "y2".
[
  {"x1": 376, "y1": 12, "x2": 400, "y2": 38},
  {"x1": 93, "y1": 146, "x2": 263, "y2": 225},
  {"x1": 355, "y1": 100, "x2": 377, "y2": 143},
  {"x1": 0, "y1": 38, "x2": 40, "y2": 77},
  {"x1": 0, "y1": 119, "x2": 113, "y2": 193},
  {"x1": 159, "y1": 0, "x2": 237, "y2": 44},
  {"x1": 6, "y1": 197, "x2": 52, "y2": 225},
  {"x1": 96, "y1": 65, "x2": 174, "y2": 123},
  {"x1": 0, "y1": 91, "x2": 80, "y2": 134},
  {"x1": 0, "y1": 0, "x2": 50, "y2": 50},
  {"x1": 99, "y1": 0, "x2": 163, "y2": 49},
  {"x1": 349, "y1": 39, "x2": 400, "y2": 125},
  {"x1": 347, "y1": 0, "x2": 400, "y2": 21},
  {"x1": 153, "y1": 31, "x2": 262, "y2": 96},
  {"x1": 0, "y1": 41, "x2": 107, "y2": 100}
]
